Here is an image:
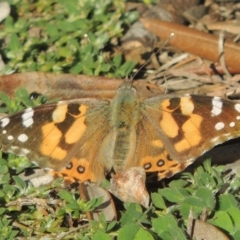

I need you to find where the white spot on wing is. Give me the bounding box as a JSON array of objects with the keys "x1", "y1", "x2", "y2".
[
  {"x1": 22, "y1": 108, "x2": 34, "y2": 127},
  {"x1": 237, "y1": 116, "x2": 240, "y2": 120},
  {"x1": 18, "y1": 133, "x2": 28, "y2": 143},
  {"x1": 235, "y1": 103, "x2": 240, "y2": 113},
  {"x1": 229, "y1": 122, "x2": 235, "y2": 127},
  {"x1": 211, "y1": 97, "x2": 222, "y2": 116},
  {"x1": 7, "y1": 135, "x2": 14, "y2": 140},
  {"x1": 0, "y1": 118, "x2": 10, "y2": 127},
  {"x1": 2, "y1": 130, "x2": 6, "y2": 134},
  {"x1": 215, "y1": 122, "x2": 225, "y2": 131}
]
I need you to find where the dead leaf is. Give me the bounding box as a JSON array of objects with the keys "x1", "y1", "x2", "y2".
[
  {"x1": 108, "y1": 167, "x2": 150, "y2": 208},
  {"x1": 188, "y1": 219, "x2": 230, "y2": 240},
  {"x1": 0, "y1": 2, "x2": 10, "y2": 22},
  {"x1": 0, "y1": 72, "x2": 165, "y2": 100},
  {"x1": 141, "y1": 18, "x2": 240, "y2": 72}
]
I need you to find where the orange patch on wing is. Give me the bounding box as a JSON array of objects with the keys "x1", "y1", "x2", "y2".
[
  {"x1": 65, "y1": 105, "x2": 88, "y2": 144},
  {"x1": 180, "y1": 97, "x2": 194, "y2": 115},
  {"x1": 161, "y1": 99, "x2": 176, "y2": 111},
  {"x1": 51, "y1": 146, "x2": 67, "y2": 160},
  {"x1": 141, "y1": 151, "x2": 190, "y2": 179},
  {"x1": 151, "y1": 139, "x2": 164, "y2": 148},
  {"x1": 156, "y1": 157, "x2": 189, "y2": 179},
  {"x1": 40, "y1": 122, "x2": 66, "y2": 160},
  {"x1": 174, "y1": 114, "x2": 202, "y2": 152},
  {"x1": 52, "y1": 104, "x2": 68, "y2": 123},
  {"x1": 160, "y1": 112, "x2": 179, "y2": 138},
  {"x1": 52, "y1": 157, "x2": 95, "y2": 182}
]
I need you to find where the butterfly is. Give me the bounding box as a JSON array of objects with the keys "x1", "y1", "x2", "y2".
[{"x1": 0, "y1": 81, "x2": 240, "y2": 185}]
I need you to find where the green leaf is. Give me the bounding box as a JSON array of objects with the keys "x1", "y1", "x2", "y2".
[
  {"x1": 151, "y1": 192, "x2": 166, "y2": 209},
  {"x1": 46, "y1": 23, "x2": 60, "y2": 37},
  {"x1": 58, "y1": 189, "x2": 75, "y2": 203},
  {"x1": 159, "y1": 188, "x2": 189, "y2": 203},
  {"x1": 118, "y1": 61, "x2": 136, "y2": 77},
  {"x1": 8, "y1": 156, "x2": 32, "y2": 173},
  {"x1": 233, "y1": 230, "x2": 240, "y2": 240},
  {"x1": 227, "y1": 207, "x2": 240, "y2": 230},
  {"x1": 9, "y1": 33, "x2": 21, "y2": 52},
  {"x1": 0, "y1": 91, "x2": 12, "y2": 110},
  {"x1": 152, "y1": 214, "x2": 187, "y2": 240},
  {"x1": 12, "y1": 176, "x2": 26, "y2": 189},
  {"x1": 118, "y1": 226, "x2": 154, "y2": 240},
  {"x1": 113, "y1": 54, "x2": 122, "y2": 68},
  {"x1": 92, "y1": 231, "x2": 111, "y2": 240},
  {"x1": 66, "y1": 202, "x2": 79, "y2": 210},
  {"x1": 59, "y1": 0, "x2": 80, "y2": 14},
  {"x1": 180, "y1": 197, "x2": 206, "y2": 218},
  {"x1": 87, "y1": 196, "x2": 103, "y2": 211},
  {"x1": 118, "y1": 224, "x2": 140, "y2": 240},
  {"x1": 152, "y1": 214, "x2": 178, "y2": 233},
  {"x1": 168, "y1": 179, "x2": 188, "y2": 188},
  {"x1": 0, "y1": 216, "x2": 19, "y2": 240},
  {"x1": 218, "y1": 194, "x2": 238, "y2": 211},
  {"x1": 209, "y1": 211, "x2": 234, "y2": 233},
  {"x1": 0, "y1": 173, "x2": 10, "y2": 185},
  {"x1": 1, "y1": 184, "x2": 16, "y2": 202},
  {"x1": 0, "y1": 164, "x2": 8, "y2": 174},
  {"x1": 134, "y1": 228, "x2": 154, "y2": 240},
  {"x1": 195, "y1": 188, "x2": 215, "y2": 210},
  {"x1": 0, "y1": 208, "x2": 5, "y2": 215},
  {"x1": 120, "y1": 203, "x2": 149, "y2": 226},
  {"x1": 3, "y1": 16, "x2": 14, "y2": 30}
]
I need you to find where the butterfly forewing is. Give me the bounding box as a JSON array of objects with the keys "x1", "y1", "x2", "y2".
[
  {"x1": 139, "y1": 94, "x2": 240, "y2": 179},
  {"x1": 0, "y1": 99, "x2": 111, "y2": 172}
]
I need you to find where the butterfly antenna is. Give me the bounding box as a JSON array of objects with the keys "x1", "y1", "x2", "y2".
[{"x1": 130, "y1": 32, "x2": 175, "y2": 81}]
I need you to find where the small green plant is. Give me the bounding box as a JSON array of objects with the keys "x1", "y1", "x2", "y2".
[
  {"x1": 0, "y1": 0, "x2": 138, "y2": 76},
  {"x1": 0, "y1": 216, "x2": 19, "y2": 240}
]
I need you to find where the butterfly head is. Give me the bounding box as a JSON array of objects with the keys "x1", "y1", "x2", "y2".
[{"x1": 117, "y1": 81, "x2": 137, "y2": 96}]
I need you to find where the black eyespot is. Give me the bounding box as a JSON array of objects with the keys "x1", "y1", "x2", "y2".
[
  {"x1": 66, "y1": 162, "x2": 73, "y2": 169},
  {"x1": 144, "y1": 163, "x2": 152, "y2": 170},
  {"x1": 157, "y1": 159, "x2": 165, "y2": 167},
  {"x1": 77, "y1": 165, "x2": 85, "y2": 174}
]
